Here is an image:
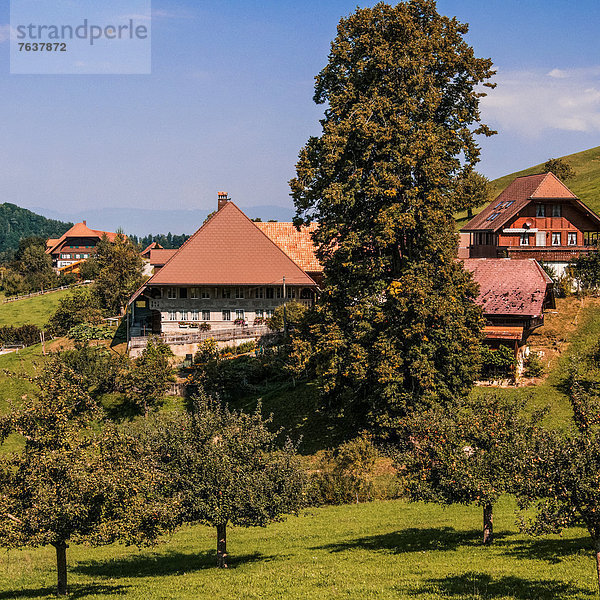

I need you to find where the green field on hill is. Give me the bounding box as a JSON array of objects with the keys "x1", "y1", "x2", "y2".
[
  {"x1": 457, "y1": 145, "x2": 600, "y2": 225},
  {"x1": 0, "y1": 497, "x2": 596, "y2": 600},
  {"x1": 0, "y1": 288, "x2": 69, "y2": 329}
]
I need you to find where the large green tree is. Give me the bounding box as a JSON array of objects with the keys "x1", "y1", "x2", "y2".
[
  {"x1": 93, "y1": 232, "x2": 144, "y2": 315},
  {"x1": 0, "y1": 358, "x2": 174, "y2": 595},
  {"x1": 289, "y1": 0, "x2": 494, "y2": 428},
  {"x1": 144, "y1": 396, "x2": 305, "y2": 567}
]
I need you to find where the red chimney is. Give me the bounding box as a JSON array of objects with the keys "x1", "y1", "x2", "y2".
[
  {"x1": 83, "y1": 220, "x2": 87, "y2": 226},
  {"x1": 217, "y1": 191, "x2": 229, "y2": 211}
]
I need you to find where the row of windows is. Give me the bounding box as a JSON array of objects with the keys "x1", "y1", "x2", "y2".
[
  {"x1": 520, "y1": 232, "x2": 577, "y2": 246},
  {"x1": 60, "y1": 253, "x2": 89, "y2": 259},
  {"x1": 166, "y1": 287, "x2": 298, "y2": 300},
  {"x1": 535, "y1": 204, "x2": 562, "y2": 218},
  {"x1": 167, "y1": 309, "x2": 274, "y2": 321}
]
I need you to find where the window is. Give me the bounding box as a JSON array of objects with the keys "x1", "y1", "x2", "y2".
[
  {"x1": 504, "y1": 201, "x2": 514, "y2": 208},
  {"x1": 256, "y1": 287, "x2": 264, "y2": 299},
  {"x1": 552, "y1": 204, "x2": 562, "y2": 217},
  {"x1": 168, "y1": 311, "x2": 177, "y2": 321},
  {"x1": 222, "y1": 310, "x2": 231, "y2": 321},
  {"x1": 286, "y1": 287, "x2": 296, "y2": 299},
  {"x1": 190, "y1": 288, "x2": 199, "y2": 299},
  {"x1": 181, "y1": 311, "x2": 188, "y2": 321},
  {"x1": 266, "y1": 288, "x2": 274, "y2": 299},
  {"x1": 256, "y1": 309, "x2": 264, "y2": 318},
  {"x1": 222, "y1": 288, "x2": 231, "y2": 299},
  {"x1": 486, "y1": 212, "x2": 500, "y2": 222},
  {"x1": 179, "y1": 288, "x2": 188, "y2": 299},
  {"x1": 536, "y1": 204, "x2": 545, "y2": 217},
  {"x1": 61, "y1": 254, "x2": 70, "y2": 259},
  {"x1": 83, "y1": 254, "x2": 89, "y2": 259},
  {"x1": 276, "y1": 287, "x2": 283, "y2": 299},
  {"x1": 568, "y1": 232, "x2": 577, "y2": 246},
  {"x1": 201, "y1": 288, "x2": 211, "y2": 299},
  {"x1": 202, "y1": 310, "x2": 211, "y2": 321},
  {"x1": 167, "y1": 287, "x2": 177, "y2": 299},
  {"x1": 552, "y1": 232, "x2": 561, "y2": 246},
  {"x1": 191, "y1": 310, "x2": 199, "y2": 321},
  {"x1": 520, "y1": 233, "x2": 529, "y2": 246},
  {"x1": 265, "y1": 309, "x2": 274, "y2": 318},
  {"x1": 235, "y1": 288, "x2": 245, "y2": 299},
  {"x1": 236, "y1": 309, "x2": 245, "y2": 320}
]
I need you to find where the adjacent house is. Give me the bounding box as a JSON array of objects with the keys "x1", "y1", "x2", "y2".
[
  {"x1": 128, "y1": 194, "x2": 319, "y2": 335},
  {"x1": 46, "y1": 221, "x2": 117, "y2": 271},
  {"x1": 461, "y1": 172, "x2": 600, "y2": 276},
  {"x1": 463, "y1": 258, "x2": 554, "y2": 361}
]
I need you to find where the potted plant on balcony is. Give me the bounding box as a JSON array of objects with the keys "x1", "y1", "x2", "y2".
[
  {"x1": 253, "y1": 317, "x2": 264, "y2": 326},
  {"x1": 233, "y1": 318, "x2": 246, "y2": 327},
  {"x1": 199, "y1": 322, "x2": 211, "y2": 332}
]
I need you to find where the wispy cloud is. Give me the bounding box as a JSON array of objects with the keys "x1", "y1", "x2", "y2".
[{"x1": 481, "y1": 67, "x2": 600, "y2": 137}]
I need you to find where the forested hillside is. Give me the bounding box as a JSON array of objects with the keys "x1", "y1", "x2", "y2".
[{"x1": 0, "y1": 203, "x2": 72, "y2": 255}]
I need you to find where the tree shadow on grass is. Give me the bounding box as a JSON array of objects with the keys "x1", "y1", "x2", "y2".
[
  {"x1": 313, "y1": 527, "x2": 511, "y2": 555},
  {"x1": 498, "y1": 535, "x2": 592, "y2": 564},
  {"x1": 0, "y1": 583, "x2": 129, "y2": 599},
  {"x1": 406, "y1": 572, "x2": 592, "y2": 599},
  {"x1": 72, "y1": 550, "x2": 268, "y2": 579}
]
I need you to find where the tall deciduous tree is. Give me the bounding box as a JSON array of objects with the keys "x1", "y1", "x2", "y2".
[
  {"x1": 289, "y1": 0, "x2": 494, "y2": 428},
  {"x1": 0, "y1": 358, "x2": 174, "y2": 595},
  {"x1": 93, "y1": 232, "x2": 144, "y2": 315},
  {"x1": 145, "y1": 395, "x2": 305, "y2": 567}
]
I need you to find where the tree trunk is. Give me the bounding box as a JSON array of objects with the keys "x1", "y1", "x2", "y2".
[
  {"x1": 467, "y1": 207, "x2": 473, "y2": 219},
  {"x1": 483, "y1": 503, "x2": 493, "y2": 545},
  {"x1": 216, "y1": 523, "x2": 227, "y2": 568},
  {"x1": 55, "y1": 541, "x2": 68, "y2": 595},
  {"x1": 595, "y1": 538, "x2": 600, "y2": 597}
]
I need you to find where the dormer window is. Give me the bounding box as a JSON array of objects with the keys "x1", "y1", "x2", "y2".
[{"x1": 536, "y1": 204, "x2": 545, "y2": 217}]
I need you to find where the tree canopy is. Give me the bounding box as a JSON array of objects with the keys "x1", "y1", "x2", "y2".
[
  {"x1": 543, "y1": 157, "x2": 575, "y2": 181},
  {"x1": 289, "y1": 0, "x2": 494, "y2": 429}
]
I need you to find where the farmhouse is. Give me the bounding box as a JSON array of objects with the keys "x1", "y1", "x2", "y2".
[
  {"x1": 128, "y1": 193, "x2": 319, "y2": 336},
  {"x1": 46, "y1": 221, "x2": 117, "y2": 271},
  {"x1": 463, "y1": 258, "x2": 554, "y2": 353},
  {"x1": 461, "y1": 172, "x2": 600, "y2": 276}
]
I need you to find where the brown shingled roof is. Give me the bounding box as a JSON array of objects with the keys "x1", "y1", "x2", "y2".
[
  {"x1": 145, "y1": 202, "x2": 317, "y2": 287},
  {"x1": 255, "y1": 222, "x2": 322, "y2": 273},
  {"x1": 463, "y1": 258, "x2": 552, "y2": 317},
  {"x1": 461, "y1": 172, "x2": 583, "y2": 233}
]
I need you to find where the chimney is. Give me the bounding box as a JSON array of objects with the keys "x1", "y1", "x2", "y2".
[
  {"x1": 83, "y1": 220, "x2": 87, "y2": 226},
  {"x1": 217, "y1": 191, "x2": 229, "y2": 211}
]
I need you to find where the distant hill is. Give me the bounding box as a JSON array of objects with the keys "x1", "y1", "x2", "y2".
[
  {"x1": 0, "y1": 203, "x2": 72, "y2": 255},
  {"x1": 458, "y1": 146, "x2": 600, "y2": 226}
]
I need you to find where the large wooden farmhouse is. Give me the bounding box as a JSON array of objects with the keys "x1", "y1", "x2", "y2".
[
  {"x1": 46, "y1": 221, "x2": 117, "y2": 272},
  {"x1": 129, "y1": 194, "x2": 320, "y2": 335},
  {"x1": 461, "y1": 172, "x2": 600, "y2": 276}
]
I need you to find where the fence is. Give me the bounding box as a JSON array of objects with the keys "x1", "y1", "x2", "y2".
[
  {"x1": 129, "y1": 324, "x2": 274, "y2": 349},
  {"x1": 2, "y1": 282, "x2": 91, "y2": 304}
]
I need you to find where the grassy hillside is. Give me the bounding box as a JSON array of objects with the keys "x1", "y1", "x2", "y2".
[
  {"x1": 0, "y1": 288, "x2": 69, "y2": 328},
  {"x1": 0, "y1": 497, "x2": 595, "y2": 599},
  {"x1": 457, "y1": 145, "x2": 600, "y2": 225}
]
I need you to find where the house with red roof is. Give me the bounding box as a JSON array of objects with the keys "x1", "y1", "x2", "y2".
[
  {"x1": 46, "y1": 221, "x2": 118, "y2": 272},
  {"x1": 129, "y1": 193, "x2": 319, "y2": 335},
  {"x1": 461, "y1": 172, "x2": 600, "y2": 277}
]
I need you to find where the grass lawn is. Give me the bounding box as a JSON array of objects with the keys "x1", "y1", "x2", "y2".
[
  {"x1": 0, "y1": 288, "x2": 70, "y2": 328},
  {"x1": 0, "y1": 497, "x2": 596, "y2": 599}
]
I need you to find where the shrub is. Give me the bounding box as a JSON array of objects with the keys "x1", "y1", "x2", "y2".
[
  {"x1": 524, "y1": 352, "x2": 545, "y2": 377},
  {"x1": 199, "y1": 322, "x2": 211, "y2": 331},
  {"x1": 309, "y1": 433, "x2": 378, "y2": 505},
  {"x1": 480, "y1": 344, "x2": 516, "y2": 379}
]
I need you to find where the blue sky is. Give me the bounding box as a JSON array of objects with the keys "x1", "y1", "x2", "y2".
[{"x1": 1, "y1": 0, "x2": 600, "y2": 229}]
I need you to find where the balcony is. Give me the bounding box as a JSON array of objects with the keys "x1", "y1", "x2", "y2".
[{"x1": 501, "y1": 246, "x2": 594, "y2": 262}]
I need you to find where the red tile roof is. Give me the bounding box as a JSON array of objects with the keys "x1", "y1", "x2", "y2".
[
  {"x1": 463, "y1": 258, "x2": 552, "y2": 317},
  {"x1": 141, "y1": 241, "x2": 163, "y2": 258},
  {"x1": 149, "y1": 248, "x2": 177, "y2": 266},
  {"x1": 460, "y1": 172, "x2": 595, "y2": 233},
  {"x1": 46, "y1": 222, "x2": 118, "y2": 255},
  {"x1": 255, "y1": 222, "x2": 322, "y2": 273},
  {"x1": 145, "y1": 202, "x2": 317, "y2": 287}
]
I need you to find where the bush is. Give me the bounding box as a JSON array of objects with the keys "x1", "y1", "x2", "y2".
[
  {"x1": 0, "y1": 324, "x2": 42, "y2": 347},
  {"x1": 67, "y1": 323, "x2": 114, "y2": 343},
  {"x1": 480, "y1": 344, "x2": 516, "y2": 379},
  {"x1": 268, "y1": 302, "x2": 307, "y2": 332},
  {"x1": 309, "y1": 433, "x2": 378, "y2": 505},
  {"x1": 198, "y1": 322, "x2": 211, "y2": 331},
  {"x1": 524, "y1": 352, "x2": 545, "y2": 377}
]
